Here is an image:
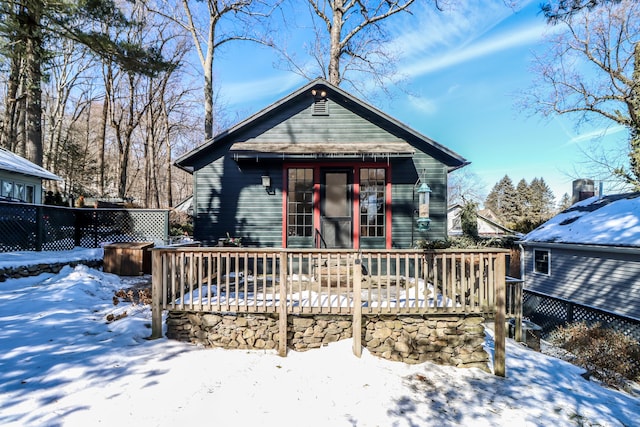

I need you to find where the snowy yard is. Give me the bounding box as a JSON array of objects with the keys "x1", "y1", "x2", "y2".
[{"x1": 0, "y1": 249, "x2": 639, "y2": 426}]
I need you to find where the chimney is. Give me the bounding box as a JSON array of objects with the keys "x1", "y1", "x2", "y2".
[{"x1": 572, "y1": 179, "x2": 595, "y2": 204}]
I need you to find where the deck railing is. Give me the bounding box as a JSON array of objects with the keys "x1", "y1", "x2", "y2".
[{"x1": 150, "y1": 247, "x2": 509, "y2": 375}]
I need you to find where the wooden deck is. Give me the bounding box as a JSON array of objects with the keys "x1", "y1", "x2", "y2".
[{"x1": 150, "y1": 247, "x2": 513, "y2": 375}]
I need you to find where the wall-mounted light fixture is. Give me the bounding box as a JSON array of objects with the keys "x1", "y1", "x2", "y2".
[
  {"x1": 416, "y1": 181, "x2": 431, "y2": 231},
  {"x1": 311, "y1": 89, "x2": 327, "y2": 98},
  {"x1": 261, "y1": 174, "x2": 271, "y2": 189}
]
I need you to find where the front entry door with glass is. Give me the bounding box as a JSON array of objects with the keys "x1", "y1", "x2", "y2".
[{"x1": 320, "y1": 170, "x2": 352, "y2": 248}]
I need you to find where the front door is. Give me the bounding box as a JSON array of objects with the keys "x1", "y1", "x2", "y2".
[{"x1": 320, "y1": 170, "x2": 352, "y2": 248}]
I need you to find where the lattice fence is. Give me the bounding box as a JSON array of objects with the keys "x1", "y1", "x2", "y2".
[
  {"x1": 0, "y1": 201, "x2": 168, "y2": 252},
  {"x1": 523, "y1": 290, "x2": 640, "y2": 342}
]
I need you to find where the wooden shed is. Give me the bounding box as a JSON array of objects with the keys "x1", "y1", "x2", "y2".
[{"x1": 174, "y1": 79, "x2": 468, "y2": 249}]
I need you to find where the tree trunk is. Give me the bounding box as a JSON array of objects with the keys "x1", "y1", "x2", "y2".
[
  {"x1": 100, "y1": 63, "x2": 113, "y2": 196},
  {"x1": 328, "y1": 0, "x2": 344, "y2": 85},
  {"x1": 628, "y1": 42, "x2": 640, "y2": 188},
  {"x1": 24, "y1": 0, "x2": 43, "y2": 166}
]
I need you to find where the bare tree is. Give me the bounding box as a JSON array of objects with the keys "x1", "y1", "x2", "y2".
[
  {"x1": 524, "y1": 0, "x2": 640, "y2": 187},
  {"x1": 151, "y1": 0, "x2": 278, "y2": 141},
  {"x1": 275, "y1": 0, "x2": 441, "y2": 95}
]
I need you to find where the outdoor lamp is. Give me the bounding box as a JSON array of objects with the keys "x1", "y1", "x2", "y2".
[
  {"x1": 416, "y1": 182, "x2": 431, "y2": 231},
  {"x1": 261, "y1": 174, "x2": 271, "y2": 189}
]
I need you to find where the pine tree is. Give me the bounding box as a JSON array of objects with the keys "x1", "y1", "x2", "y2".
[
  {"x1": 485, "y1": 175, "x2": 518, "y2": 226},
  {"x1": 515, "y1": 178, "x2": 532, "y2": 225},
  {"x1": 460, "y1": 201, "x2": 479, "y2": 239},
  {"x1": 529, "y1": 177, "x2": 556, "y2": 222},
  {"x1": 558, "y1": 192, "x2": 572, "y2": 212},
  {"x1": 0, "y1": 0, "x2": 171, "y2": 165}
]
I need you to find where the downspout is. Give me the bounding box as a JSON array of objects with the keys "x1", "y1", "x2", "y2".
[{"x1": 519, "y1": 243, "x2": 525, "y2": 282}]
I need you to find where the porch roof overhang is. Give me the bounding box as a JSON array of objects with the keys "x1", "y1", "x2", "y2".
[{"x1": 229, "y1": 141, "x2": 415, "y2": 161}]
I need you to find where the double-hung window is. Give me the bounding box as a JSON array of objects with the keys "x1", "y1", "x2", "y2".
[{"x1": 533, "y1": 249, "x2": 550, "y2": 275}]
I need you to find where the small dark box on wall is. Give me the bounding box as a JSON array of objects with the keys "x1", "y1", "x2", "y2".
[{"x1": 103, "y1": 242, "x2": 153, "y2": 276}]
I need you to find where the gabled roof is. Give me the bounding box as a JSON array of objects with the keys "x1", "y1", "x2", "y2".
[
  {"x1": 175, "y1": 78, "x2": 468, "y2": 173},
  {"x1": 447, "y1": 204, "x2": 516, "y2": 236},
  {"x1": 521, "y1": 193, "x2": 640, "y2": 248},
  {"x1": 0, "y1": 147, "x2": 62, "y2": 181}
]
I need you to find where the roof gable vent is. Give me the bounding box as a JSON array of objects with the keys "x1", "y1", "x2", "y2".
[{"x1": 311, "y1": 89, "x2": 329, "y2": 115}]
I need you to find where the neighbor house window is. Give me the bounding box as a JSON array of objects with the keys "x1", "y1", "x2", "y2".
[
  {"x1": 360, "y1": 168, "x2": 386, "y2": 237},
  {"x1": 533, "y1": 249, "x2": 550, "y2": 275},
  {"x1": 25, "y1": 185, "x2": 34, "y2": 203},
  {"x1": 1, "y1": 180, "x2": 13, "y2": 198},
  {"x1": 14, "y1": 183, "x2": 24, "y2": 201},
  {"x1": 287, "y1": 168, "x2": 314, "y2": 237}
]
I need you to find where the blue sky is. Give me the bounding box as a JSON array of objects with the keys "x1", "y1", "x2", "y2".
[{"x1": 207, "y1": 0, "x2": 629, "y2": 203}]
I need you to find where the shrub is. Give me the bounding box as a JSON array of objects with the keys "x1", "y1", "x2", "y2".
[{"x1": 551, "y1": 322, "x2": 640, "y2": 389}]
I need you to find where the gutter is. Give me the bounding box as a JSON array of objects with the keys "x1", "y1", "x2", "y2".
[{"x1": 517, "y1": 240, "x2": 640, "y2": 256}]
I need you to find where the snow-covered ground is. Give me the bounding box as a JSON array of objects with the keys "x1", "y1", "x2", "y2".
[{"x1": 1, "y1": 248, "x2": 639, "y2": 427}]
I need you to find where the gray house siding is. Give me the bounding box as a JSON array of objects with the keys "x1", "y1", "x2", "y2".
[{"x1": 523, "y1": 244, "x2": 640, "y2": 321}]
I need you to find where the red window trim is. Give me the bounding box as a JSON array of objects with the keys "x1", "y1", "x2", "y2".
[{"x1": 281, "y1": 162, "x2": 392, "y2": 249}]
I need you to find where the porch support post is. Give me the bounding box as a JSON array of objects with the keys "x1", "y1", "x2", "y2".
[
  {"x1": 150, "y1": 249, "x2": 163, "y2": 339},
  {"x1": 352, "y1": 254, "x2": 362, "y2": 357},
  {"x1": 494, "y1": 253, "x2": 506, "y2": 377},
  {"x1": 278, "y1": 251, "x2": 288, "y2": 357}
]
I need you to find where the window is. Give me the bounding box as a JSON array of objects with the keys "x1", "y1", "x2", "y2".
[
  {"x1": 360, "y1": 168, "x2": 386, "y2": 237},
  {"x1": 1, "y1": 180, "x2": 13, "y2": 198},
  {"x1": 533, "y1": 249, "x2": 550, "y2": 275},
  {"x1": 25, "y1": 185, "x2": 34, "y2": 203},
  {"x1": 14, "y1": 183, "x2": 24, "y2": 201},
  {"x1": 287, "y1": 168, "x2": 314, "y2": 237}
]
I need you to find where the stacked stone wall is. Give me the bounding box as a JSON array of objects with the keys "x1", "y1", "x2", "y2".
[
  {"x1": 166, "y1": 311, "x2": 489, "y2": 371},
  {"x1": 0, "y1": 260, "x2": 102, "y2": 282}
]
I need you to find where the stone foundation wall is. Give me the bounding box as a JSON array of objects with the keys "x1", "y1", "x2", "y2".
[
  {"x1": 0, "y1": 260, "x2": 103, "y2": 282},
  {"x1": 166, "y1": 311, "x2": 489, "y2": 371}
]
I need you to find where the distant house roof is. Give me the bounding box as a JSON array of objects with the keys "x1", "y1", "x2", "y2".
[
  {"x1": 175, "y1": 78, "x2": 468, "y2": 173},
  {"x1": 521, "y1": 193, "x2": 640, "y2": 248},
  {"x1": 447, "y1": 204, "x2": 516, "y2": 237},
  {"x1": 0, "y1": 147, "x2": 62, "y2": 181}
]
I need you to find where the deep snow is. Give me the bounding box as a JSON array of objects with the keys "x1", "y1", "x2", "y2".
[{"x1": 1, "y1": 248, "x2": 639, "y2": 427}]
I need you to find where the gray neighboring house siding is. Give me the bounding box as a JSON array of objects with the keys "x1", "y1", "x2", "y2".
[
  {"x1": 176, "y1": 79, "x2": 467, "y2": 249},
  {"x1": 522, "y1": 243, "x2": 640, "y2": 321}
]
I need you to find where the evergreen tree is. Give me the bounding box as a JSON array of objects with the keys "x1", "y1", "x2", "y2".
[
  {"x1": 529, "y1": 177, "x2": 556, "y2": 222},
  {"x1": 485, "y1": 175, "x2": 518, "y2": 226},
  {"x1": 0, "y1": 0, "x2": 171, "y2": 165},
  {"x1": 460, "y1": 201, "x2": 478, "y2": 240},
  {"x1": 515, "y1": 178, "x2": 532, "y2": 225},
  {"x1": 558, "y1": 192, "x2": 572, "y2": 212}
]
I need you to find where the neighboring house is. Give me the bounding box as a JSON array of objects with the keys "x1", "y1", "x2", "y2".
[
  {"x1": 0, "y1": 147, "x2": 61, "y2": 204},
  {"x1": 519, "y1": 193, "x2": 640, "y2": 334},
  {"x1": 447, "y1": 204, "x2": 515, "y2": 237},
  {"x1": 175, "y1": 79, "x2": 468, "y2": 249}
]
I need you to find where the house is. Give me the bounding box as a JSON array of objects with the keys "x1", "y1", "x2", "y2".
[
  {"x1": 519, "y1": 193, "x2": 640, "y2": 336},
  {"x1": 0, "y1": 147, "x2": 61, "y2": 204},
  {"x1": 175, "y1": 79, "x2": 468, "y2": 249},
  {"x1": 447, "y1": 204, "x2": 515, "y2": 237}
]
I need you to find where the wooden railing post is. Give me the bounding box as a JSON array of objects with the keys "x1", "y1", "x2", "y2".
[
  {"x1": 150, "y1": 249, "x2": 163, "y2": 339},
  {"x1": 278, "y1": 251, "x2": 288, "y2": 357},
  {"x1": 352, "y1": 254, "x2": 362, "y2": 358},
  {"x1": 494, "y1": 253, "x2": 506, "y2": 377}
]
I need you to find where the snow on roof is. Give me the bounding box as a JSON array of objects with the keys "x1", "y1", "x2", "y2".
[
  {"x1": 522, "y1": 193, "x2": 640, "y2": 247},
  {"x1": 0, "y1": 147, "x2": 62, "y2": 181}
]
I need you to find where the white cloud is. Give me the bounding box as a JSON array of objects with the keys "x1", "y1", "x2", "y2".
[
  {"x1": 222, "y1": 74, "x2": 306, "y2": 107},
  {"x1": 388, "y1": 0, "x2": 544, "y2": 78},
  {"x1": 568, "y1": 125, "x2": 628, "y2": 144},
  {"x1": 402, "y1": 22, "x2": 546, "y2": 78},
  {"x1": 407, "y1": 95, "x2": 438, "y2": 114}
]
